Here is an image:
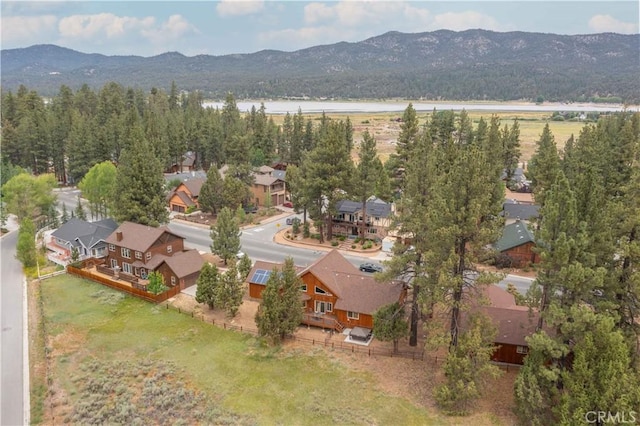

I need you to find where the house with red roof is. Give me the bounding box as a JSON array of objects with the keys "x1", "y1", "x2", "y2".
[{"x1": 247, "y1": 249, "x2": 406, "y2": 332}]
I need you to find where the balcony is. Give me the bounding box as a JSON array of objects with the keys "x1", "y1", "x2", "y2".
[{"x1": 301, "y1": 311, "x2": 344, "y2": 332}]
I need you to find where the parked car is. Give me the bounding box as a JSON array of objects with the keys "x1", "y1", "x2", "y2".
[
  {"x1": 283, "y1": 201, "x2": 293, "y2": 208},
  {"x1": 286, "y1": 217, "x2": 301, "y2": 226},
  {"x1": 236, "y1": 251, "x2": 246, "y2": 259},
  {"x1": 359, "y1": 262, "x2": 383, "y2": 273}
]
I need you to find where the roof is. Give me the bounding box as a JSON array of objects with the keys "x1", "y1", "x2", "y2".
[
  {"x1": 495, "y1": 220, "x2": 535, "y2": 252},
  {"x1": 248, "y1": 250, "x2": 404, "y2": 315},
  {"x1": 161, "y1": 249, "x2": 205, "y2": 279},
  {"x1": 253, "y1": 174, "x2": 283, "y2": 187},
  {"x1": 255, "y1": 165, "x2": 274, "y2": 174},
  {"x1": 331, "y1": 272, "x2": 404, "y2": 314},
  {"x1": 502, "y1": 202, "x2": 540, "y2": 221},
  {"x1": 104, "y1": 221, "x2": 185, "y2": 253},
  {"x1": 180, "y1": 178, "x2": 205, "y2": 197},
  {"x1": 164, "y1": 170, "x2": 207, "y2": 182},
  {"x1": 171, "y1": 190, "x2": 196, "y2": 207},
  {"x1": 246, "y1": 260, "x2": 305, "y2": 284},
  {"x1": 336, "y1": 198, "x2": 392, "y2": 218},
  {"x1": 51, "y1": 217, "x2": 118, "y2": 249}
]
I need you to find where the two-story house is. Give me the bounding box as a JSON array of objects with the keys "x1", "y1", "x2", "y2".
[
  {"x1": 104, "y1": 221, "x2": 204, "y2": 289},
  {"x1": 247, "y1": 250, "x2": 406, "y2": 333},
  {"x1": 167, "y1": 178, "x2": 205, "y2": 213},
  {"x1": 333, "y1": 197, "x2": 393, "y2": 239},
  {"x1": 251, "y1": 166, "x2": 286, "y2": 207}
]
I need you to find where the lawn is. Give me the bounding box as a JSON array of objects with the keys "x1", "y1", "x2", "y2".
[{"x1": 38, "y1": 275, "x2": 444, "y2": 425}]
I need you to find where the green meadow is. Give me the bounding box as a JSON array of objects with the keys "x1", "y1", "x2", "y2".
[{"x1": 38, "y1": 275, "x2": 441, "y2": 425}]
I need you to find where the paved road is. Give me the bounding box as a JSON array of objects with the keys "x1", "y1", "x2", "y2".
[
  {"x1": 168, "y1": 217, "x2": 535, "y2": 293},
  {"x1": 1, "y1": 228, "x2": 27, "y2": 426}
]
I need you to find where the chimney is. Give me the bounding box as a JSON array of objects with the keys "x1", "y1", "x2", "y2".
[{"x1": 116, "y1": 231, "x2": 123, "y2": 242}]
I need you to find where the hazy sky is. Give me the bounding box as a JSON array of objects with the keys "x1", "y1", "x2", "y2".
[{"x1": 2, "y1": 1, "x2": 638, "y2": 57}]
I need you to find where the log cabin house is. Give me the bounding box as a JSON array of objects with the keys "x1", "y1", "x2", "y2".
[{"x1": 247, "y1": 250, "x2": 406, "y2": 332}]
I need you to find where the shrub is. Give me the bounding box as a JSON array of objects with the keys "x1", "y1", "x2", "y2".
[
  {"x1": 494, "y1": 253, "x2": 513, "y2": 269},
  {"x1": 303, "y1": 222, "x2": 310, "y2": 238},
  {"x1": 351, "y1": 245, "x2": 356, "y2": 249},
  {"x1": 362, "y1": 240, "x2": 373, "y2": 249},
  {"x1": 337, "y1": 235, "x2": 346, "y2": 242},
  {"x1": 331, "y1": 241, "x2": 339, "y2": 247}
]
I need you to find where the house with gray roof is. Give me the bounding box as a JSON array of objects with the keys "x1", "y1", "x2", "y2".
[
  {"x1": 333, "y1": 197, "x2": 394, "y2": 239},
  {"x1": 48, "y1": 218, "x2": 118, "y2": 265},
  {"x1": 502, "y1": 201, "x2": 540, "y2": 224}
]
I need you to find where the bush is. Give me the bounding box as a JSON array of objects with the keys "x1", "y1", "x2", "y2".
[
  {"x1": 331, "y1": 241, "x2": 339, "y2": 247},
  {"x1": 337, "y1": 235, "x2": 346, "y2": 242},
  {"x1": 303, "y1": 222, "x2": 310, "y2": 238},
  {"x1": 351, "y1": 245, "x2": 356, "y2": 249},
  {"x1": 362, "y1": 240, "x2": 373, "y2": 250},
  {"x1": 494, "y1": 253, "x2": 514, "y2": 269}
]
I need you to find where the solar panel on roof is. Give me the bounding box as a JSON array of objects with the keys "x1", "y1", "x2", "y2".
[{"x1": 251, "y1": 269, "x2": 272, "y2": 284}]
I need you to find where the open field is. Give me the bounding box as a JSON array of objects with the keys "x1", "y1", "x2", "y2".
[
  {"x1": 270, "y1": 109, "x2": 587, "y2": 162},
  {"x1": 33, "y1": 274, "x2": 519, "y2": 425}
]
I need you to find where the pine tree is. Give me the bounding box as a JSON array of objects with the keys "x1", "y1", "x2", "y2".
[
  {"x1": 195, "y1": 263, "x2": 220, "y2": 309},
  {"x1": 237, "y1": 253, "x2": 253, "y2": 281},
  {"x1": 74, "y1": 196, "x2": 87, "y2": 221},
  {"x1": 111, "y1": 114, "x2": 168, "y2": 226},
  {"x1": 528, "y1": 124, "x2": 561, "y2": 206},
  {"x1": 60, "y1": 202, "x2": 69, "y2": 223},
  {"x1": 210, "y1": 207, "x2": 241, "y2": 265},
  {"x1": 352, "y1": 130, "x2": 379, "y2": 241},
  {"x1": 255, "y1": 257, "x2": 304, "y2": 344},
  {"x1": 198, "y1": 165, "x2": 224, "y2": 214},
  {"x1": 372, "y1": 302, "x2": 409, "y2": 353},
  {"x1": 217, "y1": 263, "x2": 244, "y2": 318}
]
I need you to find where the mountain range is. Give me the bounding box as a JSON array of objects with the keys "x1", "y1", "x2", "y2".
[{"x1": 2, "y1": 29, "x2": 639, "y2": 103}]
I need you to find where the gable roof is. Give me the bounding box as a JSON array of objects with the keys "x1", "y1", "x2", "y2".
[
  {"x1": 161, "y1": 249, "x2": 205, "y2": 279},
  {"x1": 483, "y1": 306, "x2": 539, "y2": 346},
  {"x1": 170, "y1": 190, "x2": 196, "y2": 207},
  {"x1": 495, "y1": 220, "x2": 535, "y2": 252},
  {"x1": 255, "y1": 165, "x2": 274, "y2": 174},
  {"x1": 502, "y1": 202, "x2": 540, "y2": 222},
  {"x1": 104, "y1": 221, "x2": 184, "y2": 253},
  {"x1": 253, "y1": 174, "x2": 283, "y2": 187},
  {"x1": 330, "y1": 272, "x2": 404, "y2": 314},
  {"x1": 300, "y1": 249, "x2": 360, "y2": 284},
  {"x1": 179, "y1": 178, "x2": 205, "y2": 197},
  {"x1": 336, "y1": 198, "x2": 392, "y2": 218},
  {"x1": 246, "y1": 260, "x2": 305, "y2": 284},
  {"x1": 52, "y1": 217, "x2": 118, "y2": 249}
]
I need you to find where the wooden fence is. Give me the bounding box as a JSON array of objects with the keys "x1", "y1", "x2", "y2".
[{"x1": 67, "y1": 265, "x2": 180, "y2": 303}]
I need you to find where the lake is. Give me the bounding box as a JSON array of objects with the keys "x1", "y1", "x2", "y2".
[{"x1": 202, "y1": 100, "x2": 638, "y2": 115}]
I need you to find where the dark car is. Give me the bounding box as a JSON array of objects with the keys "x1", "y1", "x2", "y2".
[{"x1": 359, "y1": 262, "x2": 383, "y2": 273}]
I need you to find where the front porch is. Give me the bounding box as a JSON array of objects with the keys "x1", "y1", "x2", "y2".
[{"x1": 301, "y1": 311, "x2": 344, "y2": 332}]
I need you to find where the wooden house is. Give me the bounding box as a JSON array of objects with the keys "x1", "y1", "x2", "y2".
[
  {"x1": 494, "y1": 220, "x2": 540, "y2": 267},
  {"x1": 104, "y1": 221, "x2": 204, "y2": 289},
  {"x1": 247, "y1": 250, "x2": 406, "y2": 332},
  {"x1": 467, "y1": 285, "x2": 540, "y2": 365},
  {"x1": 168, "y1": 178, "x2": 205, "y2": 213}
]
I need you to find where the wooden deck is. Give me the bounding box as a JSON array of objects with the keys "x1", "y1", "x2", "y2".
[{"x1": 301, "y1": 312, "x2": 344, "y2": 332}]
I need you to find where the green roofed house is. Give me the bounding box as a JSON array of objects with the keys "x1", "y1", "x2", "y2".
[{"x1": 494, "y1": 219, "x2": 540, "y2": 267}]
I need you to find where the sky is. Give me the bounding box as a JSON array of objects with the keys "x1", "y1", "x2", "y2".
[{"x1": 1, "y1": 1, "x2": 638, "y2": 57}]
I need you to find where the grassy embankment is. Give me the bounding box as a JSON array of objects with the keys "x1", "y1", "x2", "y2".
[{"x1": 35, "y1": 274, "x2": 447, "y2": 425}]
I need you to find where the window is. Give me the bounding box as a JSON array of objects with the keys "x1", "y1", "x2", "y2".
[
  {"x1": 122, "y1": 263, "x2": 132, "y2": 274},
  {"x1": 314, "y1": 301, "x2": 333, "y2": 313},
  {"x1": 110, "y1": 259, "x2": 118, "y2": 268},
  {"x1": 314, "y1": 286, "x2": 329, "y2": 295},
  {"x1": 516, "y1": 346, "x2": 529, "y2": 354},
  {"x1": 135, "y1": 251, "x2": 142, "y2": 259},
  {"x1": 171, "y1": 276, "x2": 176, "y2": 286},
  {"x1": 368, "y1": 228, "x2": 377, "y2": 234},
  {"x1": 347, "y1": 311, "x2": 359, "y2": 320},
  {"x1": 167, "y1": 245, "x2": 172, "y2": 254},
  {"x1": 109, "y1": 244, "x2": 115, "y2": 252},
  {"x1": 140, "y1": 268, "x2": 146, "y2": 278},
  {"x1": 300, "y1": 284, "x2": 307, "y2": 292},
  {"x1": 146, "y1": 252, "x2": 151, "y2": 260},
  {"x1": 121, "y1": 248, "x2": 131, "y2": 259}
]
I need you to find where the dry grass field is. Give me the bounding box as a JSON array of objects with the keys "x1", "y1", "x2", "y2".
[{"x1": 270, "y1": 108, "x2": 587, "y2": 162}]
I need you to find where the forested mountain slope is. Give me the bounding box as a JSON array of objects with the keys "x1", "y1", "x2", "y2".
[{"x1": 2, "y1": 29, "x2": 638, "y2": 102}]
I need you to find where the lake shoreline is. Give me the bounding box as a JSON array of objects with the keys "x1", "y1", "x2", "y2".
[{"x1": 203, "y1": 99, "x2": 638, "y2": 114}]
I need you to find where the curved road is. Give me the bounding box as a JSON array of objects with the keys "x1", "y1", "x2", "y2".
[{"x1": 1, "y1": 227, "x2": 28, "y2": 426}]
